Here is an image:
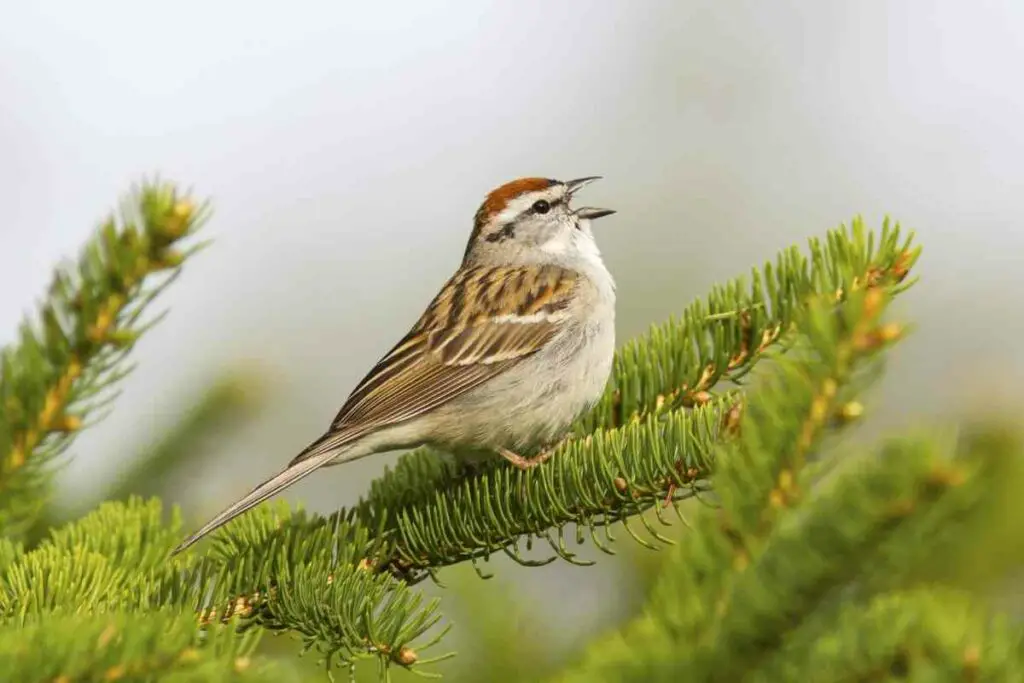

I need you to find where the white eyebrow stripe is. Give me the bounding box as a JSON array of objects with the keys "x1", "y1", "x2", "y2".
[{"x1": 491, "y1": 186, "x2": 566, "y2": 226}]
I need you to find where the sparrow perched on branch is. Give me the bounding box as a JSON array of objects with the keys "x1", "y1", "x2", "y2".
[{"x1": 173, "y1": 176, "x2": 617, "y2": 554}]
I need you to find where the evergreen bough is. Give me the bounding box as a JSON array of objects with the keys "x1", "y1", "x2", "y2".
[{"x1": 2, "y1": 180, "x2": 1021, "y2": 681}]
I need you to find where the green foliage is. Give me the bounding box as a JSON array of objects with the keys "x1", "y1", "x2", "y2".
[
  {"x1": 576, "y1": 217, "x2": 916, "y2": 434},
  {"x1": 3, "y1": 179, "x2": 1021, "y2": 681},
  {"x1": 554, "y1": 285, "x2": 1024, "y2": 682},
  {"x1": 0, "y1": 611, "x2": 288, "y2": 683},
  {"x1": 164, "y1": 217, "x2": 922, "y2": 676},
  {"x1": 194, "y1": 503, "x2": 449, "y2": 673},
  {"x1": 366, "y1": 395, "x2": 725, "y2": 576},
  {"x1": 0, "y1": 494, "x2": 280, "y2": 680},
  {"x1": 0, "y1": 180, "x2": 208, "y2": 537},
  {"x1": 752, "y1": 588, "x2": 1024, "y2": 681}
]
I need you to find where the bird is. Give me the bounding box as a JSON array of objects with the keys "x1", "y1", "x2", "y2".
[{"x1": 172, "y1": 176, "x2": 617, "y2": 554}]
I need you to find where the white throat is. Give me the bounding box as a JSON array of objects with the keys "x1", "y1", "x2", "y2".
[{"x1": 540, "y1": 223, "x2": 616, "y2": 298}]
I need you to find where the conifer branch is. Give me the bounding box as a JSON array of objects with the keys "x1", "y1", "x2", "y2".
[
  {"x1": 0, "y1": 611, "x2": 285, "y2": 682},
  {"x1": 187, "y1": 503, "x2": 451, "y2": 674},
  {"x1": 751, "y1": 588, "x2": 1024, "y2": 681},
  {"x1": 0, "y1": 498, "x2": 294, "y2": 681},
  {"x1": 3, "y1": 200, "x2": 953, "y2": 681},
  {"x1": 553, "y1": 273, "x2": 1024, "y2": 682},
  {"x1": 555, "y1": 282, "x2": 906, "y2": 681},
  {"x1": 220, "y1": 218, "x2": 918, "y2": 577},
  {"x1": 850, "y1": 422, "x2": 1024, "y2": 596},
  {"x1": 575, "y1": 217, "x2": 917, "y2": 434},
  {"x1": 178, "y1": 219, "x2": 919, "y2": 675},
  {"x1": 746, "y1": 422, "x2": 1024, "y2": 681},
  {"x1": 0, "y1": 181, "x2": 208, "y2": 536}
]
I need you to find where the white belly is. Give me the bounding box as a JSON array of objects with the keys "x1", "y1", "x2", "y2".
[
  {"x1": 433, "y1": 315, "x2": 615, "y2": 455},
  {"x1": 434, "y1": 258, "x2": 616, "y2": 455}
]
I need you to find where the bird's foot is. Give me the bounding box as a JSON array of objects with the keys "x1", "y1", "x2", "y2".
[{"x1": 497, "y1": 446, "x2": 554, "y2": 470}]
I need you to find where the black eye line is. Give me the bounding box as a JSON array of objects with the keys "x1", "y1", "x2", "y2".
[
  {"x1": 529, "y1": 197, "x2": 561, "y2": 215},
  {"x1": 485, "y1": 197, "x2": 566, "y2": 243}
]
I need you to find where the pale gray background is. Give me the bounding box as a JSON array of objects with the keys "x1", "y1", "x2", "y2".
[{"x1": 2, "y1": 0, "x2": 1023, "y2": 645}]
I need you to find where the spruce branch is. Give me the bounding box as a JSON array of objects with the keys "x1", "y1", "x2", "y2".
[
  {"x1": 175, "y1": 219, "x2": 919, "y2": 676},
  {"x1": 165, "y1": 399, "x2": 726, "y2": 674},
  {"x1": 555, "y1": 275, "x2": 911, "y2": 681},
  {"x1": 1, "y1": 199, "x2": 941, "y2": 680},
  {"x1": 0, "y1": 498, "x2": 182, "y2": 617},
  {"x1": 0, "y1": 610, "x2": 287, "y2": 683},
  {"x1": 576, "y1": 217, "x2": 917, "y2": 434},
  {"x1": 747, "y1": 426, "x2": 1024, "y2": 681},
  {"x1": 0, "y1": 498, "x2": 295, "y2": 680},
  {"x1": 554, "y1": 272, "x2": 1024, "y2": 682},
  {"x1": 191, "y1": 502, "x2": 451, "y2": 674},
  {"x1": 262, "y1": 217, "x2": 917, "y2": 581},
  {"x1": 349, "y1": 219, "x2": 918, "y2": 582},
  {"x1": 687, "y1": 428, "x2": 977, "y2": 680},
  {"x1": 376, "y1": 396, "x2": 725, "y2": 578},
  {"x1": 749, "y1": 588, "x2": 1024, "y2": 682},
  {"x1": 0, "y1": 181, "x2": 208, "y2": 536},
  {"x1": 851, "y1": 422, "x2": 1024, "y2": 597}
]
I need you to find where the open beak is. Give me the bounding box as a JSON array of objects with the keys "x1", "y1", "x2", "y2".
[
  {"x1": 565, "y1": 176, "x2": 602, "y2": 195},
  {"x1": 565, "y1": 176, "x2": 615, "y2": 221},
  {"x1": 574, "y1": 207, "x2": 616, "y2": 220}
]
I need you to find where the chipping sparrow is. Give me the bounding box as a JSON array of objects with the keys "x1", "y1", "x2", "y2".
[{"x1": 173, "y1": 176, "x2": 616, "y2": 554}]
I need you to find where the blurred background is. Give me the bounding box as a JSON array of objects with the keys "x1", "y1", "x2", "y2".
[{"x1": 2, "y1": 1, "x2": 1022, "y2": 679}]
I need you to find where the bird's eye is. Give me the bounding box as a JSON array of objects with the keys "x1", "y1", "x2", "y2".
[{"x1": 532, "y1": 200, "x2": 551, "y2": 214}]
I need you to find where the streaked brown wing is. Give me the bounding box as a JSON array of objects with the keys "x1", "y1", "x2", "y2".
[{"x1": 325, "y1": 264, "x2": 578, "y2": 435}]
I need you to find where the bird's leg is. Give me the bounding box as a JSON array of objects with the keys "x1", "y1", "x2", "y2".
[{"x1": 497, "y1": 446, "x2": 554, "y2": 470}]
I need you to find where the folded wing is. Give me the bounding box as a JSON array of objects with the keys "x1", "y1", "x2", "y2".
[{"x1": 290, "y1": 265, "x2": 579, "y2": 465}]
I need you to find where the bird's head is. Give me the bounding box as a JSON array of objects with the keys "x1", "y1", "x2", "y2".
[{"x1": 462, "y1": 176, "x2": 615, "y2": 266}]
